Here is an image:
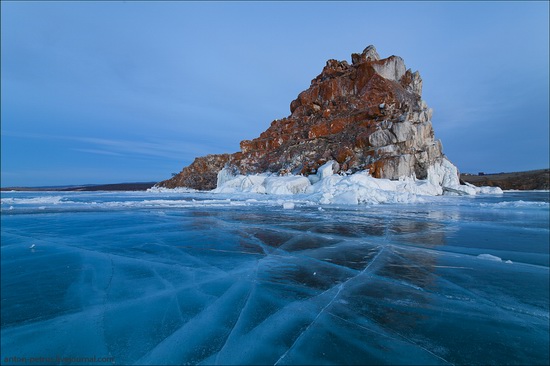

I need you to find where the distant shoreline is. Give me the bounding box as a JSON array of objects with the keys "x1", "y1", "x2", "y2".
[
  {"x1": 2, "y1": 168, "x2": 549, "y2": 192},
  {"x1": 0, "y1": 182, "x2": 157, "y2": 192},
  {"x1": 460, "y1": 169, "x2": 549, "y2": 191}
]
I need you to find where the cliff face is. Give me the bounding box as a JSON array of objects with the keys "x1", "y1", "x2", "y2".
[{"x1": 158, "y1": 46, "x2": 448, "y2": 190}]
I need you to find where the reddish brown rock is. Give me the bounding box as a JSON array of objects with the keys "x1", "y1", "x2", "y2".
[
  {"x1": 157, "y1": 45, "x2": 447, "y2": 190},
  {"x1": 159, "y1": 154, "x2": 231, "y2": 190}
]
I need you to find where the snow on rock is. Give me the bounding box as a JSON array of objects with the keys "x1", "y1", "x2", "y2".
[
  {"x1": 212, "y1": 171, "x2": 268, "y2": 194},
  {"x1": 265, "y1": 176, "x2": 311, "y2": 195},
  {"x1": 216, "y1": 167, "x2": 237, "y2": 188},
  {"x1": 427, "y1": 158, "x2": 459, "y2": 188},
  {"x1": 212, "y1": 159, "x2": 501, "y2": 205},
  {"x1": 317, "y1": 161, "x2": 340, "y2": 179},
  {"x1": 428, "y1": 158, "x2": 477, "y2": 195},
  {"x1": 213, "y1": 172, "x2": 310, "y2": 195},
  {"x1": 311, "y1": 171, "x2": 419, "y2": 205}
]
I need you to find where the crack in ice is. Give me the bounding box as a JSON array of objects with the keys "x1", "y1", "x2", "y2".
[{"x1": 275, "y1": 245, "x2": 387, "y2": 364}]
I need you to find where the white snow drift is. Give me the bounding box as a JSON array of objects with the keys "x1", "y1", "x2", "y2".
[{"x1": 212, "y1": 159, "x2": 503, "y2": 205}]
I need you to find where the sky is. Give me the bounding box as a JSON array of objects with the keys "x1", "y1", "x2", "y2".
[{"x1": 1, "y1": 1, "x2": 549, "y2": 187}]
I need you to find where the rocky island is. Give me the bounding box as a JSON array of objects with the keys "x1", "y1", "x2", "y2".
[{"x1": 156, "y1": 46, "x2": 502, "y2": 198}]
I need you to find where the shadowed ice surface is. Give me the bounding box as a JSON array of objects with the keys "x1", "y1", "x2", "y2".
[{"x1": 1, "y1": 191, "x2": 549, "y2": 365}]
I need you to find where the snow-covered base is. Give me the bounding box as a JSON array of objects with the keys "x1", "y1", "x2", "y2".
[
  {"x1": 427, "y1": 158, "x2": 504, "y2": 195},
  {"x1": 212, "y1": 159, "x2": 503, "y2": 205}
]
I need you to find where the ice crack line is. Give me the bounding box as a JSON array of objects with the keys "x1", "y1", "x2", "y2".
[
  {"x1": 212, "y1": 281, "x2": 256, "y2": 365},
  {"x1": 101, "y1": 255, "x2": 114, "y2": 357},
  {"x1": 274, "y1": 283, "x2": 345, "y2": 365},
  {"x1": 275, "y1": 245, "x2": 387, "y2": 365},
  {"x1": 369, "y1": 315, "x2": 453, "y2": 365}
]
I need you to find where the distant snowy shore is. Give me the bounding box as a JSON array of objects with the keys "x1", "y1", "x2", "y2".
[{"x1": 149, "y1": 159, "x2": 503, "y2": 205}]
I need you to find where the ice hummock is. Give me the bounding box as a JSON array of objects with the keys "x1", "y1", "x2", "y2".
[{"x1": 212, "y1": 159, "x2": 503, "y2": 205}]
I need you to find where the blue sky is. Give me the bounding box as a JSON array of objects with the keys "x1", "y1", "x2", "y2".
[{"x1": 1, "y1": 1, "x2": 548, "y2": 186}]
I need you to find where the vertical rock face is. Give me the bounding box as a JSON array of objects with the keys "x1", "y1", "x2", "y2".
[{"x1": 158, "y1": 45, "x2": 451, "y2": 190}]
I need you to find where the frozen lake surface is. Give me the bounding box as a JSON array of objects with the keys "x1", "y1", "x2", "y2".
[{"x1": 1, "y1": 190, "x2": 549, "y2": 365}]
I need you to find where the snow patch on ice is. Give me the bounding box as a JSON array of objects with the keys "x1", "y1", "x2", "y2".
[
  {"x1": 480, "y1": 200, "x2": 549, "y2": 208},
  {"x1": 473, "y1": 185, "x2": 504, "y2": 195},
  {"x1": 147, "y1": 186, "x2": 197, "y2": 193},
  {"x1": 477, "y1": 254, "x2": 503, "y2": 262},
  {"x1": 1, "y1": 196, "x2": 65, "y2": 205},
  {"x1": 282, "y1": 202, "x2": 295, "y2": 210}
]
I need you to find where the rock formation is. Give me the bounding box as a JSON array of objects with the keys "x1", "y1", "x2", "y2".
[{"x1": 158, "y1": 45, "x2": 451, "y2": 190}]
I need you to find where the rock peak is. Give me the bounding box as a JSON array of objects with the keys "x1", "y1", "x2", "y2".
[
  {"x1": 158, "y1": 46, "x2": 447, "y2": 190},
  {"x1": 362, "y1": 45, "x2": 380, "y2": 61},
  {"x1": 351, "y1": 44, "x2": 380, "y2": 65}
]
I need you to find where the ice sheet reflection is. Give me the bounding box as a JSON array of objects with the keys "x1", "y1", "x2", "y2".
[{"x1": 1, "y1": 191, "x2": 548, "y2": 365}]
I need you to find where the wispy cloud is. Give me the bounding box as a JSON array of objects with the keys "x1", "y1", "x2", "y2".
[
  {"x1": 71, "y1": 148, "x2": 124, "y2": 157},
  {"x1": 75, "y1": 137, "x2": 215, "y2": 160},
  {"x1": 1, "y1": 130, "x2": 218, "y2": 160}
]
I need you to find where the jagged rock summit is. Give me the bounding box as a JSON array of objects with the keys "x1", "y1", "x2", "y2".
[{"x1": 159, "y1": 46, "x2": 451, "y2": 191}]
